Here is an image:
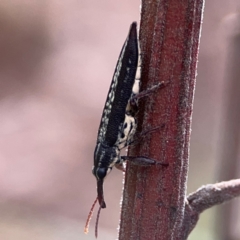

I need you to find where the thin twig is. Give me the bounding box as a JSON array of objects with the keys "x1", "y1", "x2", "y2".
[{"x1": 179, "y1": 179, "x2": 240, "y2": 239}]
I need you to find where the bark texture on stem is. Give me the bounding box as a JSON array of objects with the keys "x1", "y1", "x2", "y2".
[{"x1": 119, "y1": 0, "x2": 205, "y2": 240}]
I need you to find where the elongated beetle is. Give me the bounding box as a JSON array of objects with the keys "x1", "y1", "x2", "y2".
[{"x1": 84, "y1": 22, "x2": 165, "y2": 238}]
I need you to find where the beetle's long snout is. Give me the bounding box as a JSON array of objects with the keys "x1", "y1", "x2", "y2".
[{"x1": 97, "y1": 179, "x2": 106, "y2": 208}]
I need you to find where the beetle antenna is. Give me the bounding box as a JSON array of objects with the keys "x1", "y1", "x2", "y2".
[
  {"x1": 84, "y1": 197, "x2": 98, "y2": 234},
  {"x1": 95, "y1": 204, "x2": 102, "y2": 238}
]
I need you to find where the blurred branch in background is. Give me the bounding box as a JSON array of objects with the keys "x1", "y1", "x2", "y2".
[
  {"x1": 0, "y1": 1, "x2": 49, "y2": 98},
  {"x1": 217, "y1": 13, "x2": 240, "y2": 240}
]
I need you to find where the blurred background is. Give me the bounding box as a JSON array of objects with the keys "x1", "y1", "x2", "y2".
[{"x1": 0, "y1": 1, "x2": 240, "y2": 240}]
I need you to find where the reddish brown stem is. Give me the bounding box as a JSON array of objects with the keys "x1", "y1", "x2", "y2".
[{"x1": 119, "y1": 1, "x2": 204, "y2": 240}]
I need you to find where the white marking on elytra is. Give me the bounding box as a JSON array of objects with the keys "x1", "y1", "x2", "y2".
[
  {"x1": 116, "y1": 113, "x2": 137, "y2": 150},
  {"x1": 116, "y1": 41, "x2": 141, "y2": 149},
  {"x1": 132, "y1": 44, "x2": 141, "y2": 96},
  {"x1": 97, "y1": 36, "x2": 130, "y2": 143},
  {"x1": 135, "y1": 66, "x2": 141, "y2": 80},
  {"x1": 132, "y1": 79, "x2": 140, "y2": 95}
]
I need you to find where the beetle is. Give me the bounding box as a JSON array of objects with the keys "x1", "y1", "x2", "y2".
[{"x1": 84, "y1": 22, "x2": 164, "y2": 238}]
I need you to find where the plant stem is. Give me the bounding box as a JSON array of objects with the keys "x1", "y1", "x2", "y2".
[{"x1": 119, "y1": 1, "x2": 205, "y2": 240}]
